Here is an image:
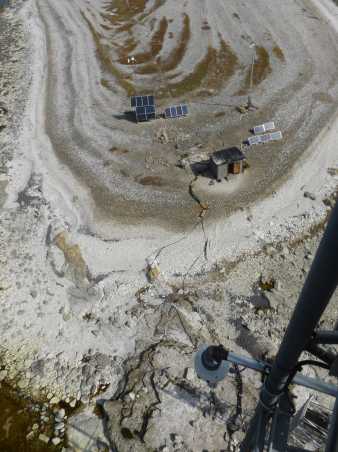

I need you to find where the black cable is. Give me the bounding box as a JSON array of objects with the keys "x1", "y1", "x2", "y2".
[{"x1": 285, "y1": 359, "x2": 330, "y2": 388}]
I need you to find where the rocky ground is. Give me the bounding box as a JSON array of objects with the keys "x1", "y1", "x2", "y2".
[{"x1": 0, "y1": 0, "x2": 338, "y2": 451}]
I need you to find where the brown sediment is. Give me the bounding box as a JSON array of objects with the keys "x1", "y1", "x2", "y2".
[
  {"x1": 120, "y1": 17, "x2": 168, "y2": 65},
  {"x1": 54, "y1": 232, "x2": 88, "y2": 281},
  {"x1": 103, "y1": 0, "x2": 147, "y2": 23},
  {"x1": 162, "y1": 38, "x2": 238, "y2": 98},
  {"x1": 272, "y1": 45, "x2": 285, "y2": 62},
  {"x1": 139, "y1": 0, "x2": 166, "y2": 22},
  {"x1": 101, "y1": 78, "x2": 113, "y2": 90},
  {"x1": 81, "y1": 11, "x2": 135, "y2": 96},
  {"x1": 136, "y1": 13, "x2": 190, "y2": 75},
  {"x1": 161, "y1": 13, "x2": 190, "y2": 71},
  {"x1": 87, "y1": 8, "x2": 237, "y2": 99},
  {"x1": 138, "y1": 176, "x2": 164, "y2": 186},
  {"x1": 251, "y1": 46, "x2": 272, "y2": 86},
  {"x1": 238, "y1": 46, "x2": 272, "y2": 94}
]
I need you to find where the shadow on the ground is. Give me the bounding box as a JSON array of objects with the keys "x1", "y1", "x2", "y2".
[{"x1": 113, "y1": 110, "x2": 136, "y2": 123}]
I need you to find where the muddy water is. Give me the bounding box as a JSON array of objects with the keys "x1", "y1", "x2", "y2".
[{"x1": 0, "y1": 385, "x2": 55, "y2": 451}]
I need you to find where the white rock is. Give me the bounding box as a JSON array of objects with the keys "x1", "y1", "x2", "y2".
[
  {"x1": 57, "y1": 408, "x2": 66, "y2": 419},
  {"x1": 38, "y1": 433, "x2": 50, "y2": 444},
  {"x1": 52, "y1": 437, "x2": 61, "y2": 446},
  {"x1": 55, "y1": 422, "x2": 65, "y2": 430},
  {"x1": 26, "y1": 431, "x2": 35, "y2": 441}
]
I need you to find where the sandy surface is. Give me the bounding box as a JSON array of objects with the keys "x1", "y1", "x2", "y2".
[{"x1": 0, "y1": 0, "x2": 338, "y2": 450}]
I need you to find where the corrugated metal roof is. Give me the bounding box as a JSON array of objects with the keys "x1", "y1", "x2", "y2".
[{"x1": 211, "y1": 147, "x2": 245, "y2": 165}]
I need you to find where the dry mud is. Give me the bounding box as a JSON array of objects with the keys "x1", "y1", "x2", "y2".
[{"x1": 25, "y1": 0, "x2": 338, "y2": 232}]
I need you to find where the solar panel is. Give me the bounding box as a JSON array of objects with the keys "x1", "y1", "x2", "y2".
[
  {"x1": 260, "y1": 133, "x2": 271, "y2": 144},
  {"x1": 264, "y1": 121, "x2": 275, "y2": 132},
  {"x1": 253, "y1": 125, "x2": 265, "y2": 135},
  {"x1": 247, "y1": 136, "x2": 261, "y2": 146},
  {"x1": 131, "y1": 95, "x2": 155, "y2": 108},
  {"x1": 253, "y1": 121, "x2": 275, "y2": 135},
  {"x1": 135, "y1": 105, "x2": 155, "y2": 122},
  {"x1": 270, "y1": 131, "x2": 283, "y2": 141},
  {"x1": 164, "y1": 104, "x2": 188, "y2": 119}
]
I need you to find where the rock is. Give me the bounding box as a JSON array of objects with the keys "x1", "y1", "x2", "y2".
[
  {"x1": 50, "y1": 396, "x2": 59, "y2": 405},
  {"x1": 0, "y1": 370, "x2": 7, "y2": 381},
  {"x1": 32, "y1": 423, "x2": 39, "y2": 431},
  {"x1": 304, "y1": 191, "x2": 316, "y2": 201},
  {"x1": 52, "y1": 437, "x2": 61, "y2": 446},
  {"x1": 184, "y1": 367, "x2": 195, "y2": 381},
  {"x1": 248, "y1": 293, "x2": 270, "y2": 310},
  {"x1": 156, "y1": 128, "x2": 169, "y2": 144},
  {"x1": 55, "y1": 422, "x2": 65, "y2": 430},
  {"x1": 56, "y1": 408, "x2": 66, "y2": 419},
  {"x1": 18, "y1": 379, "x2": 28, "y2": 389},
  {"x1": 264, "y1": 245, "x2": 275, "y2": 256},
  {"x1": 38, "y1": 433, "x2": 50, "y2": 444},
  {"x1": 30, "y1": 289, "x2": 38, "y2": 298},
  {"x1": 69, "y1": 399, "x2": 77, "y2": 408},
  {"x1": 275, "y1": 280, "x2": 283, "y2": 291},
  {"x1": 26, "y1": 431, "x2": 35, "y2": 441}
]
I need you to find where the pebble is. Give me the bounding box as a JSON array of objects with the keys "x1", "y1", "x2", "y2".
[
  {"x1": 32, "y1": 423, "x2": 39, "y2": 431},
  {"x1": 52, "y1": 437, "x2": 61, "y2": 446},
  {"x1": 26, "y1": 431, "x2": 35, "y2": 441},
  {"x1": 50, "y1": 396, "x2": 59, "y2": 405},
  {"x1": 304, "y1": 191, "x2": 316, "y2": 201},
  {"x1": 69, "y1": 399, "x2": 77, "y2": 408},
  {"x1": 0, "y1": 370, "x2": 7, "y2": 381},
  {"x1": 184, "y1": 367, "x2": 195, "y2": 381},
  {"x1": 38, "y1": 433, "x2": 50, "y2": 444},
  {"x1": 55, "y1": 422, "x2": 65, "y2": 430},
  {"x1": 18, "y1": 380, "x2": 28, "y2": 389},
  {"x1": 57, "y1": 408, "x2": 66, "y2": 419}
]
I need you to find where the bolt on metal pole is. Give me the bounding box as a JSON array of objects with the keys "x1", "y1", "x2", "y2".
[{"x1": 241, "y1": 200, "x2": 338, "y2": 451}]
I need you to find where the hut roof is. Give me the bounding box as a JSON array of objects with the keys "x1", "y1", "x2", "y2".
[{"x1": 211, "y1": 147, "x2": 245, "y2": 166}]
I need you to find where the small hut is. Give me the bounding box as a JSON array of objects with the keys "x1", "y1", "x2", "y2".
[{"x1": 209, "y1": 147, "x2": 245, "y2": 181}]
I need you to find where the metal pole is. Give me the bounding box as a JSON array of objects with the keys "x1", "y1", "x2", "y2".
[
  {"x1": 326, "y1": 396, "x2": 338, "y2": 452},
  {"x1": 241, "y1": 200, "x2": 338, "y2": 451}
]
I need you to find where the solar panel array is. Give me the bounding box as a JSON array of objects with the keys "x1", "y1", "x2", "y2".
[
  {"x1": 247, "y1": 131, "x2": 283, "y2": 146},
  {"x1": 247, "y1": 136, "x2": 262, "y2": 146},
  {"x1": 135, "y1": 106, "x2": 156, "y2": 122},
  {"x1": 270, "y1": 131, "x2": 283, "y2": 141},
  {"x1": 131, "y1": 95, "x2": 155, "y2": 108},
  {"x1": 253, "y1": 121, "x2": 275, "y2": 135},
  {"x1": 129, "y1": 96, "x2": 190, "y2": 122},
  {"x1": 164, "y1": 105, "x2": 188, "y2": 119}
]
